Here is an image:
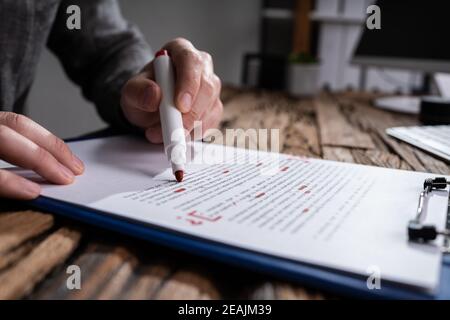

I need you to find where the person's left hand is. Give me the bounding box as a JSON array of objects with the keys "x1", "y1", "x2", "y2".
[{"x1": 120, "y1": 38, "x2": 223, "y2": 143}]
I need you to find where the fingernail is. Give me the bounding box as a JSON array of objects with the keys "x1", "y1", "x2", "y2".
[
  {"x1": 72, "y1": 156, "x2": 84, "y2": 174},
  {"x1": 179, "y1": 93, "x2": 192, "y2": 112},
  {"x1": 59, "y1": 164, "x2": 75, "y2": 182},
  {"x1": 24, "y1": 181, "x2": 41, "y2": 198}
]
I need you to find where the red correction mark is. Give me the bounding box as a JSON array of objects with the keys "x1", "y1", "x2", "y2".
[
  {"x1": 177, "y1": 215, "x2": 203, "y2": 226},
  {"x1": 298, "y1": 185, "x2": 307, "y2": 191},
  {"x1": 302, "y1": 208, "x2": 309, "y2": 213},
  {"x1": 174, "y1": 188, "x2": 186, "y2": 193},
  {"x1": 281, "y1": 166, "x2": 289, "y2": 172},
  {"x1": 300, "y1": 156, "x2": 310, "y2": 164},
  {"x1": 255, "y1": 192, "x2": 266, "y2": 198},
  {"x1": 188, "y1": 210, "x2": 222, "y2": 222},
  {"x1": 186, "y1": 219, "x2": 203, "y2": 226}
]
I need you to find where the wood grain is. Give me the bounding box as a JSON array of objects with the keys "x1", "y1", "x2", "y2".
[
  {"x1": 123, "y1": 263, "x2": 173, "y2": 300},
  {"x1": 0, "y1": 242, "x2": 34, "y2": 272},
  {"x1": 315, "y1": 98, "x2": 375, "y2": 149},
  {"x1": 153, "y1": 269, "x2": 221, "y2": 300},
  {"x1": 322, "y1": 147, "x2": 355, "y2": 163},
  {"x1": 0, "y1": 211, "x2": 53, "y2": 254},
  {"x1": 377, "y1": 130, "x2": 426, "y2": 172},
  {"x1": 0, "y1": 228, "x2": 80, "y2": 299},
  {"x1": 68, "y1": 246, "x2": 135, "y2": 299}
]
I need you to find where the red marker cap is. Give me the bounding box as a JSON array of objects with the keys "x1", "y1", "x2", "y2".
[{"x1": 155, "y1": 49, "x2": 170, "y2": 58}]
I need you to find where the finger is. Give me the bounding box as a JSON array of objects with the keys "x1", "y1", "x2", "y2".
[
  {"x1": 145, "y1": 125, "x2": 163, "y2": 144},
  {"x1": 145, "y1": 122, "x2": 190, "y2": 144},
  {"x1": 122, "y1": 105, "x2": 161, "y2": 129},
  {"x1": 0, "y1": 125, "x2": 75, "y2": 184},
  {"x1": 198, "y1": 99, "x2": 223, "y2": 138},
  {"x1": 163, "y1": 39, "x2": 203, "y2": 113},
  {"x1": 182, "y1": 74, "x2": 221, "y2": 133},
  {"x1": 199, "y1": 51, "x2": 214, "y2": 75},
  {"x1": 145, "y1": 98, "x2": 223, "y2": 144},
  {"x1": 0, "y1": 169, "x2": 41, "y2": 200},
  {"x1": 121, "y1": 69, "x2": 161, "y2": 113},
  {"x1": 0, "y1": 112, "x2": 84, "y2": 175}
]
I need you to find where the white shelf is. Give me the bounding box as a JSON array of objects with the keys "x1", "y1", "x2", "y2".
[
  {"x1": 262, "y1": 8, "x2": 293, "y2": 20},
  {"x1": 310, "y1": 12, "x2": 364, "y2": 25}
]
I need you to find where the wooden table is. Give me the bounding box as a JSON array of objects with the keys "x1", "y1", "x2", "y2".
[{"x1": 1, "y1": 88, "x2": 449, "y2": 300}]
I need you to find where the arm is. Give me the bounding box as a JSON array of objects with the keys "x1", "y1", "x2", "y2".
[
  {"x1": 49, "y1": 0, "x2": 222, "y2": 143},
  {"x1": 47, "y1": 0, "x2": 152, "y2": 130},
  {"x1": 0, "y1": 1, "x2": 223, "y2": 200}
]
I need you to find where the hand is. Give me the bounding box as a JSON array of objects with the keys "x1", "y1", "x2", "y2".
[
  {"x1": 120, "y1": 38, "x2": 223, "y2": 143},
  {"x1": 0, "y1": 112, "x2": 84, "y2": 200}
]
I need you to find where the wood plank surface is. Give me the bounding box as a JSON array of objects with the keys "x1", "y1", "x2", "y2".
[
  {"x1": 0, "y1": 87, "x2": 449, "y2": 300},
  {"x1": 0, "y1": 228, "x2": 80, "y2": 299},
  {"x1": 0, "y1": 211, "x2": 53, "y2": 254},
  {"x1": 315, "y1": 98, "x2": 375, "y2": 149}
]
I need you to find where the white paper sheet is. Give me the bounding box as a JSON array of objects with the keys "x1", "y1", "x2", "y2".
[
  {"x1": 11, "y1": 136, "x2": 448, "y2": 292},
  {"x1": 0, "y1": 160, "x2": 11, "y2": 169}
]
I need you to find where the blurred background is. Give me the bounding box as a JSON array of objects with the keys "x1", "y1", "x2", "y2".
[{"x1": 27, "y1": 0, "x2": 426, "y2": 138}]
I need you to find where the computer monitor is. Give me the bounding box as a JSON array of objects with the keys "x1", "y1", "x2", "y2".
[
  {"x1": 352, "y1": 1, "x2": 450, "y2": 113},
  {"x1": 352, "y1": 1, "x2": 450, "y2": 73}
]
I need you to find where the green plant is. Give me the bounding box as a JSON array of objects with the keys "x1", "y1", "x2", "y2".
[{"x1": 288, "y1": 52, "x2": 318, "y2": 64}]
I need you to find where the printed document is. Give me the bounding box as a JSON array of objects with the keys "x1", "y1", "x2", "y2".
[{"x1": 9, "y1": 136, "x2": 448, "y2": 292}]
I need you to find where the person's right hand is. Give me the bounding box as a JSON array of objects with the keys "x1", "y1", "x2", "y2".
[{"x1": 0, "y1": 112, "x2": 84, "y2": 200}]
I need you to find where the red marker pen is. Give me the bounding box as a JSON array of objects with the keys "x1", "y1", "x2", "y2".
[{"x1": 154, "y1": 50, "x2": 186, "y2": 182}]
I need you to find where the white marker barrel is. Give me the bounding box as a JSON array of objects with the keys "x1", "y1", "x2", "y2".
[{"x1": 153, "y1": 50, "x2": 186, "y2": 175}]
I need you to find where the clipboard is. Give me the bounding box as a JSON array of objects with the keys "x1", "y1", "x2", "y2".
[
  {"x1": 18, "y1": 133, "x2": 449, "y2": 300},
  {"x1": 29, "y1": 186, "x2": 450, "y2": 300}
]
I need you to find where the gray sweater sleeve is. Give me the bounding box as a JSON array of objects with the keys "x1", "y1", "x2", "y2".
[{"x1": 47, "y1": 0, "x2": 152, "y2": 130}]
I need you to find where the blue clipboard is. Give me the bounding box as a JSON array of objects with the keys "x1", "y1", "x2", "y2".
[
  {"x1": 29, "y1": 194, "x2": 450, "y2": 300},
  {"x1": 27, "y1": 133, "x2": 450, "y2": 300}
]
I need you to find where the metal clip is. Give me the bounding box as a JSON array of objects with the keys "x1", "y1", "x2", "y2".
[{"x1": 407, "y1": 177, "x2": 450, "y2": 252}]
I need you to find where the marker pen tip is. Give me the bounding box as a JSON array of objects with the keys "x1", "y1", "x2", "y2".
[{"x1": 175, "y1": 170, "x2": 184, "y2": 182}]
